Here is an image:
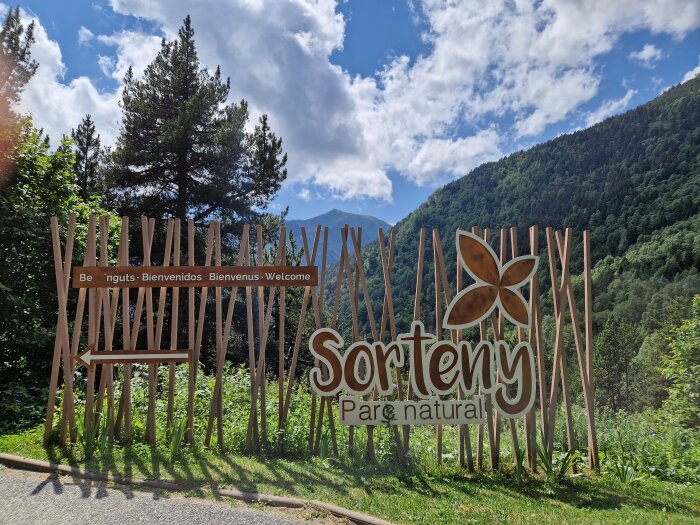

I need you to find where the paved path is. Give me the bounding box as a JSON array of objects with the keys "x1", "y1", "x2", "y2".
[{"x1": 0, "y1": 465, "x2": 316, "y2": 525}]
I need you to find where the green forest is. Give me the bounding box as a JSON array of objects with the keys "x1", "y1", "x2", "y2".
[{"x1": 0, "y1": 6, "x2": 699, "y2": 513}]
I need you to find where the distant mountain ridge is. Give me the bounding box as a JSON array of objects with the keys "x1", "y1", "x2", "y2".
[{"x1": 285, "y1": 209, "x2": 391, "y2": 263}]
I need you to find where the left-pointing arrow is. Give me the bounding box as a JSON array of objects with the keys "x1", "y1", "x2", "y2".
[{"x1": 77, "y1": 348, "x2": 192, "y2": 367}]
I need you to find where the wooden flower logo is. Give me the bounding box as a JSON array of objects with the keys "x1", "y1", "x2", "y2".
[{"x1": 443, "y1": 230, "x2": 539, "y2": 329}]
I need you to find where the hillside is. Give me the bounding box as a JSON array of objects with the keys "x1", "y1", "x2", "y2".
[
  {"x1": 349, "y1": 76, "x2": 699, "y2": 335},
  {"x1": 286, "y1": 209, "x2": 391, "y2": 263}
]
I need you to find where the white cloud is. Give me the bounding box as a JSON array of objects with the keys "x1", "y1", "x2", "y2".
[
  {"x1": 584, "y1": 89, "x2": 637, "y2": 127},
  {"x1": 16, "y1": 11, "x2": 122, "y2": 145},
  {"x1": 629, "y1": 43, "x2": 663, "y2": 67},
  {"x1": 16, "y1": 0, "x2": 700, "y2": 201},
  {"x1": 96, "y1": 31, "x2": 162, "y2": 81},
  {"x1": 78, "y1": 26, "x2": 94, "y2": 46},
  {"x1": 296, "y1": 188, "x2": 311, "y2": 201},
  {"x1": 14, "y1": 8, "x2": 162, "y2": 146},
  {"x1": 682, "y1": 55, "x2": 700, "y2": 83}
]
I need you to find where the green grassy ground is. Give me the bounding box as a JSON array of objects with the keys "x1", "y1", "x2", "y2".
[{"x1": 1, "y1": 425, "x2": 699, "y2": 525}]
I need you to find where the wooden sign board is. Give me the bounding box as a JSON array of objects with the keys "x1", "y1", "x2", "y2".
[
  {"x1": 339, "y1": 397, "x2": 485, "y2": 426},
  {"x1": 73, "y1": 265, "x2": 318, "y2": 288},
  {"x1": 76, "y1": 348, "x2": 193, "y2": 367}
]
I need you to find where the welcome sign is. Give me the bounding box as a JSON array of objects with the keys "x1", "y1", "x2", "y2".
[
  {"x1": 47, "y1": 215, "x2": 599, "y2": 471},
  {"x1": 309, "y1": 230, "x2": 539, "y2": 426}
]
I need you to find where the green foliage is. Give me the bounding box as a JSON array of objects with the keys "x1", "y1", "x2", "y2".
[
  {"x1": 661, "y1": 295, "x2": 700, "y2": 428},
  {"x1": 169, "y1": 418, "x2": 188, "y2": 463},
  {"x1": 0, "y1": 123, "x2": 118, "y2": 417},
  {"x1": 77, "y1": 411, "x2": 112, "y2": 461},
  {"x1": 596, "y1": 409, "x2": 700, "y2": 483},
  {"x1": 109, "y1": 15, "x2": 286, "y2": 227},
  {"x1": 594, "y1": 315, "x2": 644, "y2": 411},
  {"x1": 363, "y1": 77, "x2": 700, "y2": 337},
  {"x1": 71, "y1": 114, "x2": 103, "y2": 202}
]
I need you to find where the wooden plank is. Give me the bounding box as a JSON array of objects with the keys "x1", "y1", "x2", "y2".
[
  {"x1": 186, "y1": 221, "x2": 215, "y2": 444},
  {"x1": 404, "y1": 227, "x2": 426, "y2": 452},
  {"x1": 116, "y1": 217, "x2": 131, "y2": 440},
  {"x1": 554, "y1": 230, "x2": 576, "y2": 457},
  {"x1": 96, "y1": 216, "x2": 115, "y2": 437},
  {"x1": 545, "y1": 228, "x2": 572, "y2": 456},
  {"x1": 583, "y1": 230, "x2": 600, "y2": 470},
  {"x1": 185, "y1": 220, "x2": 196, "y2": 444},
  {"x1": 378, "y1": 228, "x2": 406, "y2": 457},
  {"x1": 44, "y1": 215, "x2": 75, "y2": 444},
  {"x1": 278, "y1": 229, "x2": 286, "y2": 441},
  {"x1": 280, "y1": 227, "x2": 320, "y2": 429},
  {"x1": 340, "y1": 226, "x2": 360, "y2": 456},
  {"x1": 167, "y1": 219, "x2": 181, "y2": 430},
  {"x1": 73, "y1": 265, "x2": 318, "y2": 288},
  {"x1": 455, "y1": 242, "x2": 474, "y2": 470},
  {"x1": 257, "y1": 225, "x2": 266, "y2": 446},
  {"x1": 82, "y1": 215, "x2": 98, "y2": 444},
  {"x1": 205, "y1": 225, "x2": 249, "y2": 448}
]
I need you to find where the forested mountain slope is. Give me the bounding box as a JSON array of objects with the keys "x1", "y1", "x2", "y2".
[{"x1": 351, "y1": 76, "x2": 699, "y2": 335}]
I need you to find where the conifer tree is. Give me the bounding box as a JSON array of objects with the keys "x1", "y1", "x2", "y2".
[
  {"x1": 0, "y1": 6, "x2": 36, "y2": 120},
  {"x1": 0, "y1": 6, "x2": 37, "y2": 182},
  {"x1": 71, "y1": 114, "x2": 102, "y2": 201},
  {"x1": 110, "y1": 15, "x2": 286, "y2": 224}
]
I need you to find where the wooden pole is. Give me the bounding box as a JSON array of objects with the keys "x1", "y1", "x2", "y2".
[
  {"x1": 583, "y1": 231, "x2": 599, "y2": 470},
  {"x1": 167, "y1": 219, "x2": 181, "y2": 431},
  {"x1": 45, "y1": 215, "x2": 75, "y2": 443}
]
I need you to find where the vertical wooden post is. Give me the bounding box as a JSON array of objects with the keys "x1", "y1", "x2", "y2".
[
  {"x1": 167, "y1": 219, "x2": 181, "y2": 430},
  {"x1": 83, "y1": 215, "x2": 98, "y2": 442},
  {"x1": 583, "y1": 231, "x2": 599, "y2": 470},
  {"x1": 404, "y1": 227, "x2": 426, "y2": 453},
  {"x1": 116, "y1": 217, "x2": 132, "y2": 441},
  {"x1": 545, "y1": 228, "x2": 574, "y2": 457},
  {"x1": 278, "y1": 229, "x2": 286, "y2": 440},
  {"x1": 432, "y1": 230, "x2": 443, "y2": 464},
  {"x1": 528, "y1": 226, "x2": 547, "y2": 470},
  {"x1": 46, "y1": 215, "x2": 77, "y2": 445}
]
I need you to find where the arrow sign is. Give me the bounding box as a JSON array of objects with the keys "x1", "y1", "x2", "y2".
[{"x1": 77, "y1": 348, "x2": 192, "y2": 367}]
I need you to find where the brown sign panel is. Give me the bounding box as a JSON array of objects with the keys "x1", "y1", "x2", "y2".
[
  {"x1": 76, "y1": 348, "x2": 192, "y2": 367},
  {"x1": 73, "y1": 265, "x2": 318, "y2": 288}
]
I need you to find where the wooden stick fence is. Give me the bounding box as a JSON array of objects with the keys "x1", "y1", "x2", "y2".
[{"x1": 45, "y1": 214, "x2": 598, "y2": 472}]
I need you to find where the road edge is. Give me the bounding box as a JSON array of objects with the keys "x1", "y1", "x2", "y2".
[{"x1": 0, "y1": 452, "x2": 395, "y2": 525}]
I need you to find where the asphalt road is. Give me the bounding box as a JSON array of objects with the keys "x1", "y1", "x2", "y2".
[{"x1": 0, "y1": 465, "x2": 318, "y2": 525}]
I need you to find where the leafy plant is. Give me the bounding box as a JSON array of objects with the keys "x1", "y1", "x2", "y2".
[
  {"x1": 169, "y1": 418, "x2": 189, "y2": 462},
  {"x1": 512, "y1": 446, "x2": 527, "y2": 482},
  {"x1": 535, "y1": 431, "x2": 554, "y2": 478}
]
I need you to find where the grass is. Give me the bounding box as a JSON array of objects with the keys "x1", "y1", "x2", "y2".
[
  {"x1": 2, "y1": 425, "x2": 699, "y2": 524},
  {"x1": 1, "y1": 363, "x2": 699, "y2": 524}
]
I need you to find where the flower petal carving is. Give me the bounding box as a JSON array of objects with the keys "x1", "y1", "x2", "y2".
[
  {"x1": 500, "y1": 256, "x2": 538, "y2": 287},
  {"x1": 499, "y1": 287, "x2": 530, "y2": 328},
  {"x1": 443, "y1": 284, "x2": 499, "y2": 328},
  {"x1": 457, "y1": 231, "x2": 500, "y2": 285}
]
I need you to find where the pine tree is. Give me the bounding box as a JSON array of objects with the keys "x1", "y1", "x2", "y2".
[
  {"x1": 0, "y1": 6, "x2": 36, "y2": 120},
  {"x1": 0, "y1": 6, "x2": 37, "y2": 182},
  {"x1": 109, "y1": 15, "x2": 286, "y2": 225},
  {"x1": 71, "y1": 114, "x2": 102, "y2": 201}
]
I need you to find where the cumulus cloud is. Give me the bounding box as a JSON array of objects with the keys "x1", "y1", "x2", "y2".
[
  {"x1": 14, "y1": 8, "x2": 162, "y2": 146},
  {"x1": 15, "y1": 11, "x2": 122, "y2": 145},
  {"x1": 16, "y1": 0, "x2": 700, "y2": 201},
  {"x1": 629, "y1": 44, "x2": 663, "y2": 68},
  {"x1": 96, "y1": 31, "x2": 162, "y2": 81}
]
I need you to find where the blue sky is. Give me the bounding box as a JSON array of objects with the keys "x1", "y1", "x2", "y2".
[{"x1": 12, "y1": 0, "x2": 700, "y2": 224}]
